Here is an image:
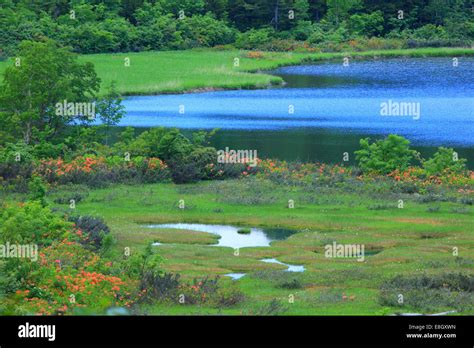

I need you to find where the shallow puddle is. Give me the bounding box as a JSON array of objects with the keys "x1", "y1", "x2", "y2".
[
  {"x1": 146, "y1": 223, "x2": 296, "y2": 248},
  {"x1": 224, "y1": 273, "x2": 246, "y2": 280},
  {"x1": 260, "y1": 258, "x2": 305, "y2": 272}
]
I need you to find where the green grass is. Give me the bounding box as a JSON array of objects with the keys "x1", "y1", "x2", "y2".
[
  {"x1": 237, "y1": 227, "x2": 251, "y2": 234},
  {"x1": 0, "y1": 47, "x2": 472, "y2": 96},
  {"x1": 45, "y1": 178, "x2": 473, "y2": 315}
]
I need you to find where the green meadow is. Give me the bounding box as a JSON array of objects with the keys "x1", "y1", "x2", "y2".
[
  {"x1": 45, "y1": 178, "x2": 473, "y2": 315},
  {"x1": 1, "y1": 47, "x2": 473, "y2": 96},
  {"x1": 1, "y1": 45, "x2": 472, "y2": 316}
]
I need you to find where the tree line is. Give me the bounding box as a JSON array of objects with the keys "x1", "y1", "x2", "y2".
[{"x1": 0, "y1": 0, "x2": 472, "y2": 56}]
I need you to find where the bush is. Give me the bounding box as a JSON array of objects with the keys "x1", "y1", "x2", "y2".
[
  {"x1": 348, "y1": 11, "x2": 384, "y2": 37},
  {"x1": 139, "y1": 272, "x2": 181, "y2": 303},
  {"x1": 235, "y1": 28, "x2": 274, "y2": 49},
  {"x1": 292, "y1": 20, "x2": 316, "y2": 41},
  {"x1": 35, "y1": 155, "x2": 170, "y2": 187},
  {"x1": 178, "y1": 276, "x2": 220, "y2": 305},
  {"x1": 253, "y1": 299, "x2": 288, "y2": 315},
  {"x1": 0, "y1": 142, "x2": 35, "y2": 191},
  {"x1": 355, "y1": 135, "x2": 416, "y2": 174},
  {"x1": 423, "y1": 147, "x2": 467, "y2": 176},
  {"x1": 68, "y1": 215, "x2": 110, "y2": 251},
  {"x1": 28, "y1": 175, "x2": 47, "y2": 207},
  {"x1": 215, "y1": 286, "x2": 245, "y2": 307},
  {"x1": 169, "y1": 147, "x2": 216, "y2": 184},
  {"x1": 278, "y1": 278, "x2": 302, "y2": 289},
  {"x1": 178, "y1": 15, "x2": 236, "y2": 47},
  {"x1": 237, "y1": 227, "x2": 251, "y2": 234},
  {"x1": 412, "y1": 24, "x2": 448, "y2": 41},
  {"x1": 7, "y1": 238, "x2": 134, "y2": 315},
  {"x1": 379, "y1": 273, "x2": 473, "y2": 312},
  {"x1": 0, "y1": 202, "x2": 72, "y2": 246}
]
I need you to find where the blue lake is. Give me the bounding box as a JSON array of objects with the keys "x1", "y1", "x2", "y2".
[{"x1": 118, "y1": 57, "x2": 474, "y2": 165}]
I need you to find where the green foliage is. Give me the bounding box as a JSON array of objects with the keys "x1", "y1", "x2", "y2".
[
  {"x1": 292, "y1": 20, "x2": 316, "y2": 41},
  {"x1": 139, "y1": 272, "x2": 181, "y2": 303},
  {"x1": 114, "y1": 128, "x2": 193, "y2": 160},
  {"x1": 379, "y1": 273, "x2": 473, "y2": 312},
  {"x1": 326, "y1": 0, "x2": 362, "y2": 25},
  {"x1": 97, "y1": 81, "x2": 125, "y2": 145},
  {"x1": 348, "y1": 11, "x2": 384, "y2": 37},
  {"x1": 253, "y1": 298, "x2": 288, "y2": 315},
  {"x1": 0, "y1": 142, "x2": 35, "y2": 191},
  {"x1": 168, "y1": 146, "x2": 217, "y2": 184},
  {"x1": 0, "y1": 142, "x2": 33, "y2": 164},
  {"x1": 0, "y1": 0, "x2": 472, "y2": 56},
  {"x1": 0, "y1": 40, "x2": 100, "y2": 144},
  {"x1": 177, "y1": 14, "x2": 236, "y2": 47},
  {"x1": 277, "y1": 278, "x2": 303, "y2": 289},
  {"x1": 424, "y1": 147, "x2": 467, "y2": 175},
  {"x1": 0, "y1": 202, "x2": 71, "y2": 245},
  {"x1": 412, "y1": 24, "x2": 448, "y2": 40},
  {"x1": 27, "y1": 175, "x2": 47, "y2": 207},
  {"x1": 123, "y1": 245, "x2": 163, "y2": 278},
  {"x1": 235, "y1": 28, "x2": 274, "y2": 49},
  {"x1": 68, "y1": 215, "x2": 111, "y2": 252},
  {"x1": 237, "y1": 227, "x2": 251, "y2": 234},
  {"x1": 355, "y1": 135, "x2": 416, "y2": 174}
]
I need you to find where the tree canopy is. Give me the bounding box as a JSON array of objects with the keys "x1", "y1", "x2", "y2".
[
  {"x1": 0, "y1": 40, "x2": 100, "y2": 144},
  {"x1": 0, "y1": 0, "x2": 472, "y2": 57}
]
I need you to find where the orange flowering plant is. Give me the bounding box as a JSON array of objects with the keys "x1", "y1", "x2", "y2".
[
  {"x1": 34, "y1": 155, "x2": 170, "y2": 186},
  {"x1": 12, "y1": 236, "x2": 137, "y2": 315}
]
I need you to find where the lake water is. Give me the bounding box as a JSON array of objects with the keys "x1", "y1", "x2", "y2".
[
  {"x1": 120, "y1": 57, "x2": 473, "y2": 166},
  {"x1": 145, "y1": 223, "x2": 297, "y2": 248}
]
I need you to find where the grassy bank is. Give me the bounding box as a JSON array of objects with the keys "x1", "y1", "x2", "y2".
[
  {"x1": 0, "y1": 47, "x2": 472, "y2": 96},
  {"x1": 42, "y1": 177, "x2": 473, "y2": 315}
]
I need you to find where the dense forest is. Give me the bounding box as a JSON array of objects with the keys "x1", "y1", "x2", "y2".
[{"x1": 1, "y1": 0, "x2": 473, "y2": 57}]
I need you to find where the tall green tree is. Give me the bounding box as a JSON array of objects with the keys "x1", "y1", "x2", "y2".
[
  {"x1": 0, "y1": 40, "x2": 100, "y2": 144},
  {"x1": 326, "y1": 0, "x2": 361, "y2": 25},
  {"x1": 97, "y1": 81, "x2": 125, "y2": 145}
]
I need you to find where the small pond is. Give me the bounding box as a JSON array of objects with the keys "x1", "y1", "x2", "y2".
[{"x1": 145, "y1": 223, "x2": 297, "y2": 248}]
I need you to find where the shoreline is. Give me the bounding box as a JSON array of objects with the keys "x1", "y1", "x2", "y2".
[
  {"x1": 112, "y1": 47, "x2": 474, "y2": 96},
  {"x1": 2, "y1": 47, "x2": 470, "y2": 97}
]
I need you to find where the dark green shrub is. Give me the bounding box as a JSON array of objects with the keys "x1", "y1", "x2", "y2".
[
  {"x1": 68, "y1": 215, "x2": 110, "y2": 251},
  {"x1": 0, "y1": 143, "x2": 35, "y2": 191},
  {"x1": 253, "y1": 299, "x2": 288, "y2": 315},
  {"x1": 139, "y1": 272, "x2": 181, "y2": 303},
  {"x1": 169, "y1": 147, "x2": 216, "y2": 184},
  {"x1": 379, "y1": 273, "x2": 473, "y2": 312},
  {"x1": 215, "y1": 286, "x2": 245, "y2": 307},
  {"x1": 278, "y1": 278, "x2": 302, "y2": 289},
  {"x1": 458, "y1": 196, "x2": 473, "y2": 206}
]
